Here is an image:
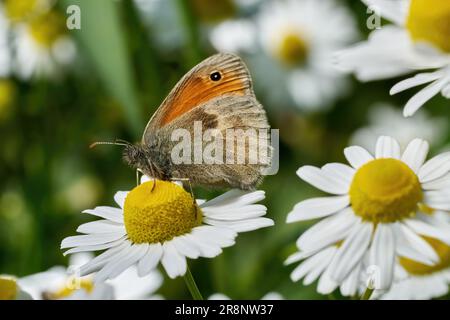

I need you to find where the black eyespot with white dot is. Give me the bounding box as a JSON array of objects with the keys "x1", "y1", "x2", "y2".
[{"x1": 210, "y1": 71, "x2": 222, "y2": 81}]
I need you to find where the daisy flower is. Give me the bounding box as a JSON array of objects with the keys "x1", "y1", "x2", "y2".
[
  {"x1": 336, "y1": 0, "x2": 450, "y2": 117},
  {"x1": 209, "y1": 292, "x2": 283, "y2": 300},
  {"x1": 0, "y1": 0, "x2": 76, "y2": 80},
  {"x1": 61, "y1": 179, "x2": 273, "y2": 282},
  {"x1": 0, "y1": 275, "x2": 32, "y2": 300},
  {"x1": 18, "y1": 253, "x2": 163, "y2": 300},
  {"x1": 210, "y1": 0, "x2": 358, "y2": 111},
  {"x1": 350, "y1": 104, "x2": 447, "y2": 153},
  {"x1": 287, "y1": 135, "x2": 450, "y2": 292}
]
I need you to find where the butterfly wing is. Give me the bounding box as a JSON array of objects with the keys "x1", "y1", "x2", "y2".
[
  {"x1": 142, "y1": 53, "x2": 252, "y2": 143},
  {"x1": 142, "y1": 53, "x2": 270, "y2": 190}
]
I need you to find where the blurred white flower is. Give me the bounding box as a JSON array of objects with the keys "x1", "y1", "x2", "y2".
[
  {"x1": 209, "y1": 292, "x2": 283, "y2": 299},
  {"x1": 210, "y1": 0, "x2": 358, "y2": 111},
  {"x1": 351, "y1": 104, "x2": 447, "y2": 153},
  {"x1": 287, "y1": 136, "x2": 450, "y2": 293},
  {"x1": 61, "y1": 178, "x2": 273, "y2": 281},
  {"x1": 18, "y1": 253, "x2": 163, "y2": 300},
  {"x1": 0, "y1": 2, "x2": 76, "y2": 80},
  {"x1": 336, "y1": 0, "x2": 450, "y2": 117}
]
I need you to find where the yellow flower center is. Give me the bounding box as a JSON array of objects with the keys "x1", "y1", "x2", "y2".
[
  {"x1": 400, "y1": 237, "x2": 450, "y2": 275},
  {"x1": 350, "y1": 158, "x2": 422, "y2": 223},
  {"x1": 123, "y1": 181, "x2": 202, "y2": 244},
  {"x1": 0, "y1": 276, "x2": 18, "y2": 300},
  {"x1": 4, "y1": 0, "x2": 39, "y2": 22},
  {"x1": 406, "y1": 0, "x2": 450, "y2": 53},
  {"x1": 46, "y1": 277, "x2": 94, "y2": 300},
  {"x1": 276, "y1": 31, "x2": 309, "y2": 66},
  {"x1": 29, "y1": 10, "x2": 66, "y2": 48}
]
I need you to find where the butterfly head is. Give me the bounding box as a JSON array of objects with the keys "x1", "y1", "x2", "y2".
[{"x1": 122, "y1": 143, "x2": 147, "y2": 170}]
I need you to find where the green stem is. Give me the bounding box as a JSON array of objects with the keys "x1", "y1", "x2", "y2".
[
  {"x1": 183, "y1": 266, "x2": 203, "y2": 300},
  {"x1": 360, "y1": 287, "x2": 374, "y2": 300}
]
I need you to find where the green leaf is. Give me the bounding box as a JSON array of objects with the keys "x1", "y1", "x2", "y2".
[{"x1": 61, "y1": 0, "x2": 143, "y2": 137}]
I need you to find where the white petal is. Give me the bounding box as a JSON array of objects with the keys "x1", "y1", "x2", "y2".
[
  {"x1": 291, "y1": 249, "x2": 332, "y2": 283},
  {"x1": 397, "y1": 223, "x2": 439, "y2": 263},
  {"x1": 286, "y1": 196, "x2": 349, "y2": 223},
  {"x1": 401, "y1": 139, "x2": 429, "y2": 173},
  {"x1": 297, "y1": 166, "x2": 348, "y2": 195},
  {"x1": 369, "y1": 224, "x2": 396, "y2": 290},
  {"x1": 361, "y1": 0, "x2": 409, "y2": 25},
  {"x1": 201, "y1": 189, "x2": 265, "y2": 209},
  {"x1": 76, "y1": 220, "x2": 126, "y2": 234},
  {"x1": 204, "y1": 217, "x2": 274, "y2": 232},
  {"x1": 161, "y1": 242, "x2": 187, "y2": 279},
  {"x1": 63, "y1": 237, "x2": 125, "y2": 255},
  {"x1": 344, "y1": 146, "x2": 374, "y2": 169},
  {"x1": 61, "y1": 232, "x2": 125, "y2": 249},
  {"x1": 114, "y1": 191, "x2": 128, "y2": 208},
  {"x1": 79, "y1": 241, "x2": 131, "y2": 276},
  {"x1": 82, "y1": 206, "x2": 123, "y2": 223},
  {"x1": 418, "y1": 152, "x2": 450, "y2": 183},
  {"x1": 424, "y1": 189, "x2": 450, "y2": 210},
  {"x1": 340, "y1": 262, "x2": 362, "y2": 297},
  {"x1": 390, "y1": 70, "x2": 444, "y2": 94},
  {"x1": 403, "y1": 219, "x2": 450, "y2": 245},
  {"x1": 172, "y1": 236, "x2": 200, "y2": 259},
  {"x1": 95, "y1": 244, "x2": 148, "y2": 282},
  {"x1": 137, "y1": 243, "x2": 163, "y2": 277},
  {"x1": 422, "y1": 173, "x2": 450, "y2": 190},
  {"x1": 403, "y1": 78, "x2": 448, "y2": 117},
  {"x1": 328, "y1": 221, "x2": 373, "y2": 283},
  {"x1": 317, "y1": 268, "x2": 338, "y2": 295},
  {"x1": 303, "y1": 247, "x2": 335, "y2": 285},
  {"x1": 190, "y1": 226, "x2": 236, "y2": 247},
  {"x1": 202, "y1": 204, "x2": 267, "y2": 220},
  {"x1": 182, "y1": 234, "x2": 222, "y2": 258},
  {"x1": 296, "y1": 208, "x2": 356, "y2": 253},
  {"x1": 321, "y1": 163, "x2": 354, "y2": 190},
  {"x1": 284, "y1": 251, "x2": 307, "y2": 265},
  {"x1": 375, "y1": 136, "x2": 401, "y2": 159}
]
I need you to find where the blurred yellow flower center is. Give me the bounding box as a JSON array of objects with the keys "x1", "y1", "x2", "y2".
[
  {"x1": 4, "y1": 0, "x2": 38, "y2": 22},
  {"x1": 400, "y1": 237, "x2": 450, "y2": 275},
  {"x1": 350, "y1": 159, "x2": 422, "y2": 223},
  {"x1": 29, "y1": 10, "x2": 66, "y2": 48},
  {"x1": 276, "y1": 31, "x2": 309, "y2": 66},
  {"x1": 124, "y1": 181, "x2": 202, "y2": 244},
  {"x1": 48, "y1": 277, "x2": 94, "y2": 300},
  {"x1": 0, "y1": 80, "x2": 16, "y2": 120},
  {"x1": 406, "y1": 0, "x2": 450, "y2": 53},
  {"x1": 0, "y1": 276, "x2": 17, "y2": 300}
]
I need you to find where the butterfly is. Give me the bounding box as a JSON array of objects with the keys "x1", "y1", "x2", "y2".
[{"x1": 96, "y1": 53, "x2": 271, "y2": 190}]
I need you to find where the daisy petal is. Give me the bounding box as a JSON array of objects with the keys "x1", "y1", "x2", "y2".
[
  {"x1": 397, "y1": 223, "x2": 439, "y2": 263},
  {"x1": 161, "y1": 242, "x2": 187, "y2": 279},
  {"x1": 291, "y1": 248, "x2": 333, "y2": 282},
  {"x1": 76, "y1": 220, "x2": 126, "y2": 234},
  {"x1": 340, "y1": 262, "x2": 362, "y2": 297},
  {"x1": 297, "y1": 166, "x2": 348, "y2": 195},
  {"x1": 63, "y1": 237, "x2": 125, "y2": 255},
  {"x1": 344, "y1": 146, "x2": 374, "y2": 169},
  {"x1": 171, "y1": 236, "x2": 200, "y2": 259},
  {"x1": 137, "y1": 243, "x2": 163, "y2": 277},
  {"x1": 361, "y1": 0, "x2": 409, "y2": 25},
  {"x1": 424, "y1": 189, "x2": 450, "y2": 210},
  {"x1": 296, "y1": 208, "x2": 356, "y2": 253},
  {"x1": 369, "y1": 223, "x2": 396, "y2": 290},
  {"x1": 328, "y1": 221, "x2": 373, "y2": 282},
  {"x1": 404, "y1": 219, "x2": 450, "y2": 245},
  {"x1": 204, "y1": 217, "x2": 274, "y2": 232},
  {"x1": 403, "y1": 78, "x2": 448, "y2": 117},
  {"x1": 401, "y1": 139, "x2": 429, "y2": 173},
  {"x1": 79, "y1": 241, "x2": 131, "y2": 276},
  {"x1": 317, "y1": 269, "x2": 339, "y2": 295},
  {"x1": 303, "y1": 247, "x2": 335, "y2": 285},
  {"x1": 61, "y1": 232, "x2": 125, "y2": 249},
  {"x1": 114, "y1": 191, "x2": 128, "y2": 208},
  {"x1": 82, "y1": 207, "x2": 123, "y2": 223},
  {"x1": 182, "y1": 234, "x2": 222, "y2": 258},
  {"x1": 418, "y1": 152, "x2": 450, "y2": 183},
  {"x1": 390, "y1": 70, "x2": 444, "y2": 95},
  {"x1": 287, "y1": 195, "x2": 349, "y2": 223},
  {"x1": 422, "y1": 173, "x2": 450, "y2": 190},
  {"x1": 375, "y1": 136, "x2": 400, "y2": 159}
]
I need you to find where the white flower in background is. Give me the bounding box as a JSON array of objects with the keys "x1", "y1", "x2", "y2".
[
  {"x1": 209, "y1": 292, "x2": 283, "y2": 300},
  {"x1": 61, "y1": 178, "x2": 273, "y2": 281},
  {"x1": 18, "y1": 253, "x2": 163, "y2": 300},
  {"x1": 336, "y1": 0, "x2": 450, "y2": 117},
  {"x1": 351, "y1": 104, "x2": 447, "y2": 153},
  {"x1": 0, "y1": 0, "x2": 76, "y2": 80},
  {"x1": 287, "y1": 135, "x2": 450, "y2": 292},
  {"x1": 0, "y1": 275, "x2": 32, "y2": 300},
  {"x1": 210, "y1": 0, "x2": 358, "y2": 111}
]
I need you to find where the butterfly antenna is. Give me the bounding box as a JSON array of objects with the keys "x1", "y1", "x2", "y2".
[{"x1": 89, "y1": 139, "x2": 131, "y2": 149}]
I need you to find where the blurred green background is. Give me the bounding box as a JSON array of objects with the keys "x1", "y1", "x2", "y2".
[{"x1": 0, "y1": 0, "x2": 449, "y2": 299}]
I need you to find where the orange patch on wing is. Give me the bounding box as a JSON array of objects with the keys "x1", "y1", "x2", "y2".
[{"x1": 160, "y1": 72, "x2": 248, "y2": 126}]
